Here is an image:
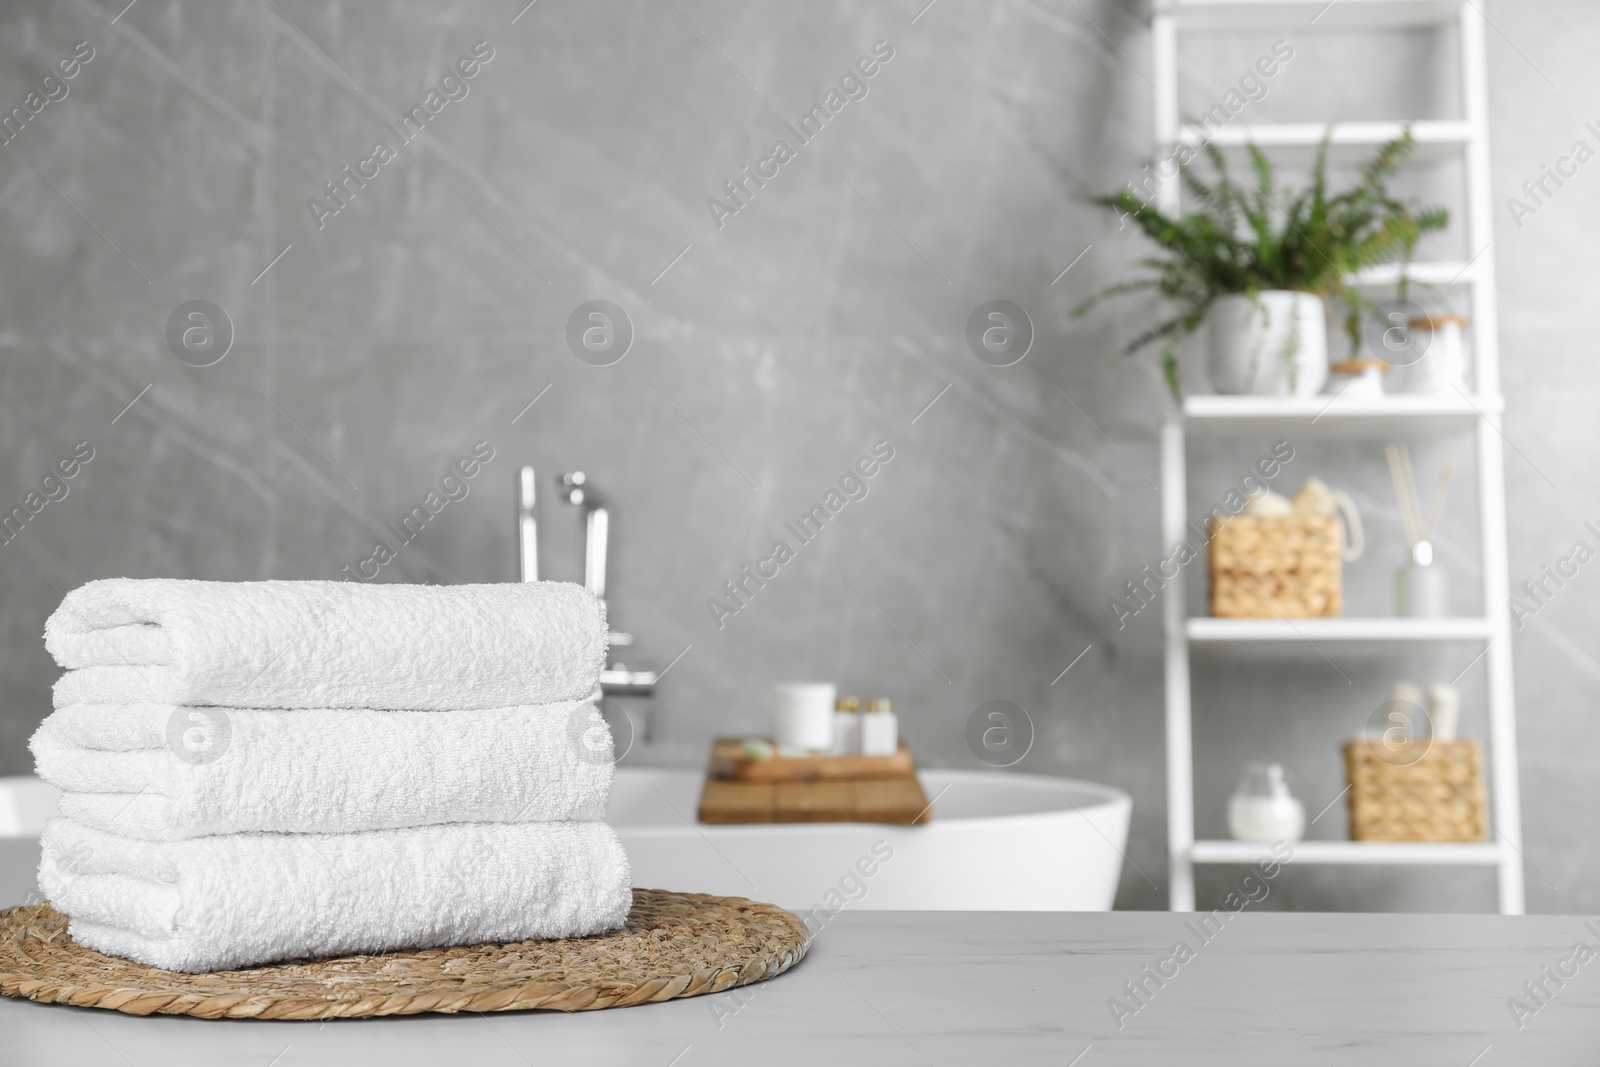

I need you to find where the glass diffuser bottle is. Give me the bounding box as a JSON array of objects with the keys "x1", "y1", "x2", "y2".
[{"x1": 1228, "y1": 763, "x2": 1306, "y2": 843}]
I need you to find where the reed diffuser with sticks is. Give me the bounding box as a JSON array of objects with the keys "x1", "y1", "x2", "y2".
[{"x1": 1385, "y1": 444, "x2": 1456, "y2": 618}]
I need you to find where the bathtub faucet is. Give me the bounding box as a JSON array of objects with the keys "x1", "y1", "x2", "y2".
[{"x1": 517, "y1": 467, "x2": 658, "y2": 702}]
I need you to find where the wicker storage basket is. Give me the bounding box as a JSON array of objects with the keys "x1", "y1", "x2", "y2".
[
  {"x1": 1343, "y1": 739, "x2": 1486, "y2": 842},
  {"x1": 1209, "y1": 514, "x2": 1342, "y2": 618}
]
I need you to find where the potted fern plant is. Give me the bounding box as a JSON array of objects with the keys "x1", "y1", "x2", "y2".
[{"x1": 1074, "y1": 132, "x2": 1447, "y2": 399}]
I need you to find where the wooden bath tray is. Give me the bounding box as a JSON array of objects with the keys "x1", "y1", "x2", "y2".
[
  {"x1": 709, "y1": 738, "x2": 917, "y2": 782},
  {"x1": 699, "y1": 738, "x2": 932, "y2": 825}
]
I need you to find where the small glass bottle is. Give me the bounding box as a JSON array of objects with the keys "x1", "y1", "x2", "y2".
[
  {"x1": 1397, "y1": 539, "x2": 1450, "y2": 618},
  {"x1": 833, "y1": 696, "x2": 861, "y2": 755},
  {"x1": 1227, "y1": 763, "x2": 1305, "y2": 843},
  {"x1": 860, "y1": 698, "x2": 898, "y2": 756}
]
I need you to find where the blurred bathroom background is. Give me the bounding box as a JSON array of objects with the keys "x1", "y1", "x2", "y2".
[{"x1": 1, "y1": 0, "x2": 1596, "y2": 912}]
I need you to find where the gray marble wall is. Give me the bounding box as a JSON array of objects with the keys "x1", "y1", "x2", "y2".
[{"x1": 0, "y1": 0, "x2": 1592, "y2": 913}]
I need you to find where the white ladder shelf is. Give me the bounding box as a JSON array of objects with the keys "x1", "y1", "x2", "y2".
[{"x1": 1151, "y1": 0, "x2": 1525, "y2": 914}]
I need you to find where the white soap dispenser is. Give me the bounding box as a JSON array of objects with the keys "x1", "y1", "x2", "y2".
[
  {"x1": 859, "y1": 697, "x2": 898, "y2": 756},
  {"x1": 833, "y1": 696, "x2": 861, "y2": 755}
]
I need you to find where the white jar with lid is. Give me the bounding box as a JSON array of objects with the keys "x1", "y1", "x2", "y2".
[
  {"x1": 1403, "y1": 314, "x2": 1470, "y2": 394},
  {"x1": 772, "y1": 682, "x2": 836, "y2": 752}
]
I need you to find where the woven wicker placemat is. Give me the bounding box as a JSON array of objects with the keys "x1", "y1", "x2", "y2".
[{"x1": 0, "y1": 889, "x2": 808, "y2": 1019}]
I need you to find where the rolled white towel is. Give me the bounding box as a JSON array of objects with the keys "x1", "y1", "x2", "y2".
[
  {"x1": 30, "y1": 699, "x2": 616, "y2": 840},
  {"x1": 39, "y1": 817, "x2": 633, "y2": 973},
  {"x1": 46, "y1": 579, "x2": 607, "y2": 711}
]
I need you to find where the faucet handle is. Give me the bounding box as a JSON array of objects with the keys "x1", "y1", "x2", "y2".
[{"x1": 558, "y1": 471, "x2": 586, "y2": 505}]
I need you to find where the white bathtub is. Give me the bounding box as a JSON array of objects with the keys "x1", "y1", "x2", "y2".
[
  {"x1": 0, "y1": 770, "x2": 1134, "y2": 912},
  {"x1": 0, "y1": 776, "x2": 58, "y2": 838},
  {"x1": 608, "y1": 768, "x2": 1132, "y2": 911}
]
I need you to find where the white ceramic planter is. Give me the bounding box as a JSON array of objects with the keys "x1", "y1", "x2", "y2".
[{"x1": 1207, "y1": 291, "x2": 1329, "y2": 396}]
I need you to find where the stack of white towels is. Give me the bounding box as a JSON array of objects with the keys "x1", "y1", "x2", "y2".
[{"x1": 30, "y1": 578, "x2": 632, "y2": 974}]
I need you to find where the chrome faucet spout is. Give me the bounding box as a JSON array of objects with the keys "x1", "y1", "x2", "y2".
[
  {"x1": 517, "y1": 466, "x2": 538, "y2": 582},
  {"x1": 558, "y1": 471, "x2": 610, "y2": 599},
  {"x1": 585, "y1": 505, "x2": 609, "y2": 600},
  {"x1": 516, "y1": 468, "x2": 656, "y2": 706}
]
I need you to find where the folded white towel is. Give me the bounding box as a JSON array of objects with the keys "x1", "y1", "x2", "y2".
[
  {"x1": 30, "y1": 699, "x2": 615, "y2": 840},
  {"x1": 40, "y1": 817, "x2": 633, "y2": 973},
  {"x1": 46, "y1": 579, "x2": 607, "y2": 711}
]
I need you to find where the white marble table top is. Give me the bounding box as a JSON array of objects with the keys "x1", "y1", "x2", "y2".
[{"x1": 2, "y1": 839, "x2": 1596, "y2": 1066}]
